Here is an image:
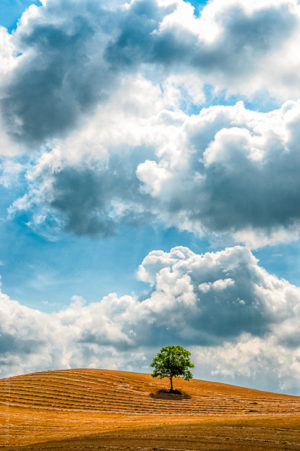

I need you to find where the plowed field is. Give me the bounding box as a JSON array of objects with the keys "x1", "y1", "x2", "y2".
[{"x1": 0, "y1": 369, "x2": 299, "y2": 449}]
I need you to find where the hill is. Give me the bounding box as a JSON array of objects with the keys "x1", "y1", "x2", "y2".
[{"x1": 0, "y1": 368, "x2": 299, "y2": 449}]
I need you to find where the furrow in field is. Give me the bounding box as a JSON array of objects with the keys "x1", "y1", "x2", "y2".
[{"x1": 1, "y1": 369, "x2": 299, "y2": 417}]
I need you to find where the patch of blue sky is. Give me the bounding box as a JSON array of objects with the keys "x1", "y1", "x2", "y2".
[
  {"x1": 184, "y1": 0, "x2": 209, "y2": 16},
  {"x1": 0, "y1": 0, "x2": 41, "y2": 32},
  {"x1": 254, "y1": 242, "x2": 300, "y2": 287},
  {"x1": 185, "y1": 84, "x2": 282, "y2": 116},
  {"x1": 0, "y1": 159, "x2": 29, "y2": 216},
  {"x1": 0, "y1": 210, "x2": 210, "y2": 312}
]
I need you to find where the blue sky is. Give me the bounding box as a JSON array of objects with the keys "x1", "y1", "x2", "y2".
[
  {"x1": 1, "y1": 0, "x2": 300, "y2": 394},
  {"x1": 0, "y1": 0, "x2": 41, "y2": 31}
]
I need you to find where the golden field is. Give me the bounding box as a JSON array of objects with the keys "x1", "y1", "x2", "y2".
[{"x1": 0, "y1": 368, "x2": 299, "y2": 450}]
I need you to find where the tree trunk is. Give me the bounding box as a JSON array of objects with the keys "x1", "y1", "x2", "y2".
[{"x1": 170, "y1": 375, "x2": 173, "y2": 392}]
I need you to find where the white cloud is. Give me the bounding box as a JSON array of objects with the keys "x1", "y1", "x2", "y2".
[
  {"x1": 137, "y1": 100, "x2": 300, "y2": 246},
  {"x1": 2, "y1": 0, "x2": 300, "y2": 147},
  {"x1": 0, "y1": 27, "x2": 19, "y2": 155},
  {"x1": 192, "y1": 334, "x2": 300, "y2": 393},
  {"x1": 9, "y1": 96, "x2": 300, "y2": 245},
  {"x1": 0, "y1": 27, "x2": 16, "y2": 81}
]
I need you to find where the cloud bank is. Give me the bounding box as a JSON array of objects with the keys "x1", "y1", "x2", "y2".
[
  {"x1": 10, "y1": 98, "x2": 300, "y2": 246},
  {"x1": 2, "y1": 0, "x2": 300, "y2": 145},
  {"x1": 2, "y1": 0, "x2": 300, "y2": 244},
  {"x1": 1, "y1": 246, "x2": 299, "y2": 394}
]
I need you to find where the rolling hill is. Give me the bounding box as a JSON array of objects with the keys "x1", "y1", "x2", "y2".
[{"x1": 0, "y1": 368, "x2": 299, "y2": 449}]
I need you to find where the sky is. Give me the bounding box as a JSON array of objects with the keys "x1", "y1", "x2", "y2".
[{"x1": 0, "y1": 0, "x2": 300, "y2": 395}]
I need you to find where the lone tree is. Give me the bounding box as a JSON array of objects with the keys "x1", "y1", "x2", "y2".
[{"x1": 150, "y1": 345, "x2": 194, "y2": 392}]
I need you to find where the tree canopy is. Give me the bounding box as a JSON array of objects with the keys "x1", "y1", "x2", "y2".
[{"x1": 150, "y1": 345, "x2": 194, "y2": 392}]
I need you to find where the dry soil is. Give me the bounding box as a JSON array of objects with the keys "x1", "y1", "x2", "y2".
[{"x1": 0, "y1": 368, "x2": 299, "y2": 450}]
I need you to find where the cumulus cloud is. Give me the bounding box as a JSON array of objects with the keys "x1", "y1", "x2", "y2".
[
  {"x1": 135, "y1": 245, "x2": 298, "y2": 344},
  {"x1": 2, "y1": 0, "x2": 300, "y2": 146},
  {"x1": 192, "y1": 335, "x2": 300, "y2": 394},
  {"x1": 2, "y1": 0, "x2": 300, "y2": 242},
  {"x1": 1, "y1": 1, "x2": 118, "y2": 145},
  {"x1": 137, "y1": 100, "x2": 300, "y2": 246},
  {"x1": 0, "y1": 28, "x2": 20, "y2": 156},
  {"x1": 7, "y1": 73, "x2": 162, "y2": 238},
  {"x1": 107, "y1": 0, "x2": 299, "y2": 97},
  {"x1": 0, "y1": 245, "x2": 299, "y2": 394},
  {"x1": 0, "y1": 26, "x2": 15, "y2": 81},
  {"x1": 10, "y1": 97, "x2": 300, "y2": 245}
]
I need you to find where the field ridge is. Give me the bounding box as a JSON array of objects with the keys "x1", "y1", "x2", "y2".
[
  {"x1": 0, "y1": 368, "x2": 299, "y2": 416},
  {"x1": 0, "y1": 368, "x2": 299, "y2": 449}
]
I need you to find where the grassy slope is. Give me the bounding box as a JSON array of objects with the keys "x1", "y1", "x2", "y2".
[{"x1": 0, "y1": 368, "x2": 299, "y2": 449}]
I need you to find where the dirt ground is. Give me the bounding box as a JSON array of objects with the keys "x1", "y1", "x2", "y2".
[
  {"x1": 3, "y1": 415, "x2": 300, "y2": 450},
  {"x1": 0, "y1": 369, "x2": 299, "y2": 450}
]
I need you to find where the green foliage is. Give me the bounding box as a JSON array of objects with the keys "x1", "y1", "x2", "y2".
[{"x1": 150, "y1": 345, "x2": 194, "y2": 391}]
